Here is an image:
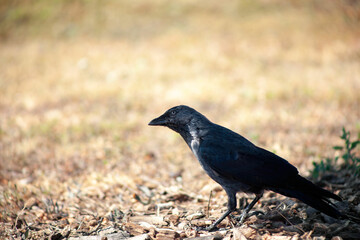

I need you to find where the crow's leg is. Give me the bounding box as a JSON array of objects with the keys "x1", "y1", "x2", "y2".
[
  {"x1": 206, "y1": 191, "x2": 237, "y2": 231},
  {"x1": 238, "y1": 193, "x2": 263, "y2": 224}
]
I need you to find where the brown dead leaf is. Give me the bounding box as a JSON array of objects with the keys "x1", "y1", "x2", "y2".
[
  {"x1": 267, "y1": 235, "x2": 293, "y2": 240},
  {"x1": 164, "y1": 214, "x2": 180, "y2": 225},
  {"x1": 233, "y1": 226, "x2": 257, "y2": 239},
  {"x1": 166, "y1": 193, "x2": 194, "y2": 203},
  {"x1": 123, "y1": 222, "x2": 147, "y2": 236},
  {"x1": 129, "y1": 215, "x2": 167, "y2": 226},
  {"x1": 232, "y1": 228, "x2": 249, "y2": 240},
  {"x1": 155, "y1": 229, "x2": 180, "y2": 240},
  {"x1": 190, "y1": 219, "x2": 213, "y2": 228},
  {"x1": 186, "y1": 212, "x2": 205, "y2": 221}
]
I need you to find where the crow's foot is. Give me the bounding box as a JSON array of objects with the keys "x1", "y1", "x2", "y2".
[{"x1": 232, "y1": 210, "x2": 265, "y2": 225}]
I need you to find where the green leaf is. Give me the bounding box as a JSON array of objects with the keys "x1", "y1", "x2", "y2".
[
  {"x1": 350, "y1": 140, "x2": 360, "y2": 150},
  {"x1": 341, "y1": 127, "x2": 347, "y2": 139},
  {"x1": 333, "y1": 146, "x2": 343, "y2": 150}
]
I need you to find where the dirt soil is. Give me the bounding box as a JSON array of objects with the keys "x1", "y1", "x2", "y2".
[{"x1": 1, "y1": 0, "x2": 360, "y2": 239}]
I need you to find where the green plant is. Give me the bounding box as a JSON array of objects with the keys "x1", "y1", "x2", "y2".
[{"x1": 312, "y1": 127, "x2": 360, "y2": 179}]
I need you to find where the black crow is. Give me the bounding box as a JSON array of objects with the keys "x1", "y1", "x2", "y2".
[{"x1": 149, "y1": 105, "x2": 344, "y2": 230}]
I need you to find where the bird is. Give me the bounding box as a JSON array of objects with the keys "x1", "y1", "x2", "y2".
[{"x1": 148, "y1": 105, "x2": 344, "y2": 231}]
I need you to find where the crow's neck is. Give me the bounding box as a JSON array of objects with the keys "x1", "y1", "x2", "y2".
[{"x1": 180, "y1": 119, "x2": 210, "y2": 149}]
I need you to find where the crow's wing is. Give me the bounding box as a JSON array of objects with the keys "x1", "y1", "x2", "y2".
[{"x1": 198, "y1": 139, "x2": 298, "y2": 189}]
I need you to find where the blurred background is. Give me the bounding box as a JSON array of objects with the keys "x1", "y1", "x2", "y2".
[{"x1": 0, "y1": 0, "x2": 359, "y2": 238}]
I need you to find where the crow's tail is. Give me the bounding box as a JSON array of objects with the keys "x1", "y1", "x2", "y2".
[{"x1": 271, "y1": 175, "x2": 343, "y2": 219}]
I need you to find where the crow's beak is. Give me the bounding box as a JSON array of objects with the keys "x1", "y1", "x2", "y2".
[{"x1": 148, "y1": 115, "x2": 167, "y2": 126}]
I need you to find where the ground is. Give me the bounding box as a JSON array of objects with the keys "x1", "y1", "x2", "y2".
[{"x1": 0, "y1": 0, "x2": 360, "y2": 239}]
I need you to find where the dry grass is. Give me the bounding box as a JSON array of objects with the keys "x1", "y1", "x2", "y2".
[{"x1": 0, "y1": 0, "x2": 360, "y2": 239}]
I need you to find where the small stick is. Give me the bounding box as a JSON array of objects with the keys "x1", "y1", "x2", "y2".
[{"x1": 207, "y1": 190, "x2": 213, "y2": 218}]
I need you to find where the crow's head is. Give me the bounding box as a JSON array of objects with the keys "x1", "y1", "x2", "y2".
[{"x1": 149, "y1": 105, "x2": 208, "y2": 133}]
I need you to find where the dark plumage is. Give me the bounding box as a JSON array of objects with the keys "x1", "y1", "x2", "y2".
[{"x1": 149, "y1": 105, "x2": 344, "y2": 230}]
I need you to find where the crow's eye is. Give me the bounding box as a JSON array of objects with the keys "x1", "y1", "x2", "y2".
[{"x1": 170, "y1": 110, "x2": 176, "y2": 115}]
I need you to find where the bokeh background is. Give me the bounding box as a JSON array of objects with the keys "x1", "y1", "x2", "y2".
[{"x1": 1, "y1": 0, "x2": 359, "y2": 238}]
